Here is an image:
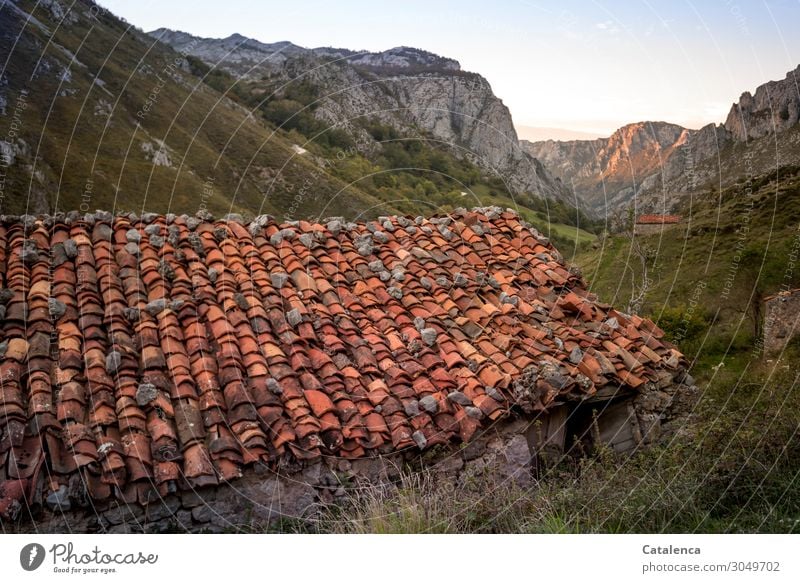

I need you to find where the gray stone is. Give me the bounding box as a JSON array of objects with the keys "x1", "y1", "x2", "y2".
[
  {"x1": 453, "y1": 273, "x2": 468, "y2": 287},
  {"x1": 500, "y1": 292, "x2": 518, "y2": 306},
  {"x1": 461, "y1": 439, "x2": 487, "y2": 461},
  {"x1": 485, "y1": 387, "x2": 504, "y2": 402},
  {"x1": 413, "y1": 317, "x2": 426, "y2": 331},
  {"x1": 382, "y1": 220, "x2": 395, "y2": 232},
  {"x1": 270, "y1": 232, "x2": 283, "y2": 246},
  {"x1": 223, "y1": 213, "x2": 244, "y2": 223},
  {"x1": 279, "y1": 228, "x2": 296, "y2": 241},
  {"x1": 179, "y1": 489, "x2": 206, "y2": 508},
  {"x1": 298, "y1": 233, "x2": 314, "y2": 248},
  {"x1": 144, "y1": 223, "x2": 161, "y2": 236},
  {"x1": 103, "y1": 504, "x2": 144, "y2": 526},
  {"x1": 379, "y1": 271, "x2": 391, "y2": 282},
  {"x1": 46, "y1": 485, "x2": 71, "y2": 512},
  {"x1": 105, "y1": 351, "x2": 122, "y2": 374},
  {"x1": 145, "y1": 299, "x2": 168, "y2": 316},
  {"x1": 403, "y1": 400, "x2": 420, "y2": 417},
  {"x1": 146, "y1": 496, "x2": 181, "y2": 522},
  {"x1": 465, "y1": 406, "x2": 483, "y2": 419},
  {"x1": 207, "y1": 268, "x2": 218, "y2": 283},
  {"x1": 368, "y1": 259, "x2": 385, "y2": 272},
  {"x1": 124, "y1": 242, "x2": 139, "y2": 255},
  {"x1": 357, "y1": 244, "x2": 373, "y2": 256},
  {"x1": 136, "y1": 383, "x2": 158, "y2": 407},
  {"x1": 267, "y1": 377, "x2": 283, "y2": 395},
  {"x1": 435, "y1": 276, "x2": 449, "y2": 287},
  {"x1": 411, "y1": 430, "x2": 427, "y2": 450},
  {"x1": 406, "y1": 225, "x2": 418, "y2": 235},
  {"x1": 271, "y1": 272, "x2": 289, "y2": 289},
  {"x1": 569, "y1": 346, "x2": 584, "y2": 364},
  {"x1": 213, "y1": 227, "x2": 229, "y2": 241},
  {"x1": 20, "y1": 247, "x2": 39, "y2": 265},
  {"x1": 234, "y1": 293, "x2": 249, "y2": 311},
  {"x1": 149, "y1": 234, "x2": 165, "y2": 248},
  {"x1": 124, "y1": 308, "x2": 140, "y2": 322},
  {"x1": 447, "y1": 391, "x2": 472, "y2": 406},
  {"x1": 94, "y1": 223, "x2": 113, "y2": 240},
  {"x1": 420, "y1": 327, "x2": 438, "y2": 346},
  {"x1": 286, "y1": 308, "x2": 302, "y2": 327},
  {"x1": 373, "y1": 231, "x2": 389, "y2": 244},
  {"x1": 191, "y1": 505, "x2": 215, "y2": 523},
  {"x1": 438, "y1": 225, "x2": 455, "y2": 240},
  {"x1": 48, "y1": 298, "x2": 66, "y2": 319},
  {"x1": 126, "y1": 229, "x2": 141, "y2": 243},
  {"x1": 326, "y1": 219, "x2": 342, "y2": 235},
  {"x1": 419, "y1": 395, "x2": 438, "y2": 414},
  {"x1": 0, "y1": 288, "x2": 14, "y2": 304},
  {"x1": 420, "y1": 276, "x2": 433, "y2": 291},
  {"x1": 63, "y1": 239, "x2": 78, "y2": 258}
]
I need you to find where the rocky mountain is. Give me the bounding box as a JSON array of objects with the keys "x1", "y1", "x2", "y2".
[
  {"x1": 149, "y1": 28, "x2": 571, "y2": 205},
  {"x1": 724, "y1": 64, "x2": 800, "y2": 141},
  {"x1": 524, "y1": 65, "x2": 800, "y2": 217},
  {"x1": 0, "y1": 0, "x2": 391, "y2": 217}
]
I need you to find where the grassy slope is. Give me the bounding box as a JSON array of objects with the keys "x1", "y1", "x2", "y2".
[{"x1": 1, "y1": 0, "x2": 388, "y2": 218}]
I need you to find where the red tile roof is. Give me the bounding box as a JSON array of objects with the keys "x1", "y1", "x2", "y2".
[
  {"x1": 636, "y1": 214, "x2": 681, "y2": 225},
  {"x1": 0, "y1": 208, "x2": 687, "y2": 511}
]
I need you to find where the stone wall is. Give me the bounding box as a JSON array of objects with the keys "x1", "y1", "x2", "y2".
[
  {"x1": 8, "y1": 378, "x2": 697, "y2": 534},
  {"x1": 8, "y1": 419, "x2": 536, "y2": 534},
  {"x1": 763, "y1": 291, "x2": 800, "y2": 354}
]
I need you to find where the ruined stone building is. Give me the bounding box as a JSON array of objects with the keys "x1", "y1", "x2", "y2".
[{"x1": 0, "y1": 208, "x2": 695, "y2": 532}]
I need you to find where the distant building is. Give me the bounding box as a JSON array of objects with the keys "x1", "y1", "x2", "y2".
[
  {"x1": 635, "y1": 214, "x2": 681, "y2": 235},
  {"x1": 763, "y1": 289, "x2": 800, "y2": 354}
]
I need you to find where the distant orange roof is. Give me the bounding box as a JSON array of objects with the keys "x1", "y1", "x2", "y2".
[{"x1": 636, "y1": 214, "x2": 681, "y2": 225}]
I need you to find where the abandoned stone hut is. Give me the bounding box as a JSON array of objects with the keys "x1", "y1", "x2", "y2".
[{"x1": 0, "y1": 207, "x2": 695, "y2": 532}]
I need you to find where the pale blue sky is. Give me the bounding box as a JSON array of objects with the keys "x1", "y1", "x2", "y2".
[{"x1": 100, "y1": 0, "x2": 800, "y2": 138}]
